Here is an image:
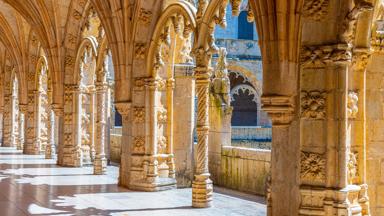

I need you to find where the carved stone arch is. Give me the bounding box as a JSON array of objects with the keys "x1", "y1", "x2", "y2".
[
  {"x1": 146, "y1": 1, "x2": 197, "y2": 78},
  {"x1": 27, "y1": 30, "x2": 43, "y2": 92},
  {"x1": 35, "y1": 55, "x2": 50, "y2": 91},
  {"x1": 230, "y1": 84, "x2": 260, "y2": 104},
  {"x1": 73, "y1": 36, "x2": 98, "y2": 86},
  {"x1": 95, "y1": 36, "x2": 110, "y2": 83},
  {"x1": 227, "y1": 64, "x2": 262, "y2": 97}
]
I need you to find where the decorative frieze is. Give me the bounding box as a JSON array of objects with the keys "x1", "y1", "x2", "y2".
[
  {"x1": 301, "y1": 90, "x2": 327, "y2": 120},
  {"x1": 300, "y1": 151, "x2": 326, "y2": 184},
  {"x1": 303, "y1": 0, "x2": 329, "y2": 21},
  {"x1": 347, "y1": 91, "x2": 359, "y2": 119},
  {"x1": 301, "y1": 44, "x2": 352, "y2": 68}
]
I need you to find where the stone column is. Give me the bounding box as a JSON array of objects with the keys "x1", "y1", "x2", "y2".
[
  {"x1": 24, "y1": 91, "x2": 40, "y2": 154},
  {"x1": 350, "y1": 49, "x2": 370, "y2": 215},
  {"x1": 173, "y1": 64, "x2": 195, "y2": 188},
  {"x1": 261, "y1": 95, "x2": 296, "y2": 216},
  {"x1": 52, "y1": 105, "x2": 64, "y2": 164},
  {"x1": 166, "y1": 78, "x2": 176, "y2": 179},
  {"x1": 17, "y1": 104, "x2": 27, "y2": 150},
  {"x1": 115, "y1": 102, "x2": 132, "y2": 187},
  {"x1": 45, "y1": 108, "x2": 55, "y2": 159},
  {"x1": 192, "y1": 63, "x2": 213, "y2": 208},
  {"x1": 2, "y1": 95, "x2": 12, "y2": 147},
  {"x1": 94, "y1": 83, "x2": 108, "y2": 174},
  {"x1": 62, "y1": 85, "x2": 82, "y2": 167}
]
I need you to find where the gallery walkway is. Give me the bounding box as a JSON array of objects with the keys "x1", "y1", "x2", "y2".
[{"x1": 0, "y1": 147, "x2": 266, "y2": 216}]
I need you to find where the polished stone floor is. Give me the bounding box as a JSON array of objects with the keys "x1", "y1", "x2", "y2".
[{"x1": 0, "y1": 147, "x2": 266, "y2": 216}]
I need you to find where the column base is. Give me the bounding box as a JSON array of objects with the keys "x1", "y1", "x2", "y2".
[
  {"x1": 192, "y1": 174, "x2": 213, "y2": 208},
  {"x1": 129, "y1": 177, "x2": 177, "y2": 192},
  {"x1": 45, "y1": 144, "x2": 52, "y2": 159},
  {"x1": 94, "y1": 155, "x2": 107, "y2": 175},
  {"x1": 23, "y1": 143, "x2": 40, "y2": 155},
  {"x1": 298, "y1": 185, "x2": 367, "y2": 216},
  {"x1": 61, "y1": 146, "x2": 82, "y2": 167}
]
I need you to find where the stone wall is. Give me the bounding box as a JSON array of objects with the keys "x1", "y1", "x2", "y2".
[
  {"x1": 218, "y1": 146, "x2": 270, "y2": 196},
  {"x1": 366, "y1": 53, "x2": 384, "y2": 215},
  {"x1": 109, "y1": 127, "x2": 122, "y2": 163}
]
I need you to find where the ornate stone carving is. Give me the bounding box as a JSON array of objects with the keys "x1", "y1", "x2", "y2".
[
  {"x1": 340, "y1": 0, "x2": 373, "y2": 44},
  {"x1": 348, "y1": 151, "x2": 359, "y2": 184},
  {"x1": 352, "y1": 50, "x2": 371, "y2": 71},
  {"x1": 157, "y1": 108, "x2": 167, "y2": 124},
  {"x1": 138, "y1": 8, "x2": 153, "y2": 26},
  {"x1": 301, "y1": 90, "x2": 327, "y2": 120},
  {"x1": 134, "y1": 43, "x2": 146, "y2": 59},
  {"x1": 247, "y1": 3, "x2": 254, "y2": 23},
  {"x1": 212, "y1": 48, "x2": 231, "y2": 109},
  {"x1": 300, "y1": 151, "x2": 326, "y2": 183},
  {"x1": 133, "y1": 136, "x2": 145, "y2": 154},
  {"x1": 230, "y1": 0, "x2": 242, "y2": 16},
  {"x1": 347, "y1": 91, "x2": 359, "y2": 119},
  {"x1": 133, "y1": 107, "x2": 145, "y2": 123},
  {"x1": 65, "y1": 56, "x2": 74, "y2": 66},
  {"x1": 157, "y1": 135, "x2": 167, "y2": 154},
  {"x1": 115, "y1": 102, "x2": 131, "y2": 116},
  {"x1": 301, "y1": 44, "x2": 352, "y2": 68},
  {"x1": 303, "y1": 0, "x2": 329, "y2": 21}
]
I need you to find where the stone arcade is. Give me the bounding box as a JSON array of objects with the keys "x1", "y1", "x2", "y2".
[{"x1": 1, "y1": 0, "x2": 384, "y2": 215}]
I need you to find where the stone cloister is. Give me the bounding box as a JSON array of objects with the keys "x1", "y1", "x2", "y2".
[{"x1": 2, "y1": 0, "x2": 384, "y2": 215}]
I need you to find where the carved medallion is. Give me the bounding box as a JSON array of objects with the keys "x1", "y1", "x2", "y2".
[
  {"x1": 301, "y1": 91, "x2": 327, "y2": 120},
  {"x1": 300, "y1": 151, "x2": 326, "y2": 183}
]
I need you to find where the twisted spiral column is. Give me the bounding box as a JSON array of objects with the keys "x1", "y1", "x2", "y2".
[{"x1": 192, "y1": 67, "x2": 213, "y2": 208}]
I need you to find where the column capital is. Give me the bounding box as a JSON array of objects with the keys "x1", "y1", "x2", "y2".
[
  {"x1": 352, "y1": 48, "x2": 371, "y2": 71},
  {"x1": 115, "y1": 101, "x2": 131, "y2": 116},
  {"x1": 19, "y1": 104, "x2": 28, "y2": 113},
  {"x1": 261, "y1": 95, "x2": 295, "y2": 125},
  {"x1": 52, "y1": 104, "x2": 64, "y2": 116}
]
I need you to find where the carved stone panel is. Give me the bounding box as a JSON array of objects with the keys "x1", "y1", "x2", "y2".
[
  {"x1": 301, "y1": 91, "x2": 327, "y2": 120},
  {"x1": 133, "y1": 107, "x2": 145, "y2": 123},
  {"x1": 133, "y1": 136, "x2": 145, "y2": 154},
  {"x1": 300, "y1": 151, "x2": 326, "y2": 184}
]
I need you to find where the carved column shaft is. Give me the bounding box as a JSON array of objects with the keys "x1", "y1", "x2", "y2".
[
  {"x1": 2, "y1": 95, "x2": 13, "y2": 147},
  {"x1": 45, "y1": 107, "x2": 55, "y2": 159},
  {"x1": 24, "y1": 91, "x2": 40, "y2": 154},
  {"x1": 62, "y1": 85, "x2": 82, "y2": 167},
  {"x1": 192, "y1": 66, "x2": 213, "y2": 208},
  {"x1": 94, "y1": 84, "x2": 108, "y2": 175},
  {"x1": 146, "y1": 79, "x2": 159, "y2": 182},
  {"x1": 166, "y1": 78, "x2": 175, "y2": 178}
]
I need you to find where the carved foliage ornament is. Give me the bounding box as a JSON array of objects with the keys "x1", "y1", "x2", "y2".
[
  {"x1": 300, "y1": 151, "x2": 326, "y2": 183},
  {"x1": 133, "y1": 136, "x2": 145, "y2": 154},
  {"x1": 301, "y1": 45, "x2": 352, "y2": 68},
  {"x1": 303, "y1": 0, "x2": 329, "y2": 21},
  {"x1": 133, "y1": 107, "x2": 145, "y2": 123},
  {"x1": 301, "y1": 90, "x2": 327, "y2": 119},
  {"x1": 138, "y1": 8, "x2": 153, "y2": 26}
]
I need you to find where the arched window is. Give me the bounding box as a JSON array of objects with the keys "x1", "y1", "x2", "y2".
[{"x1": 238, "y1": 11, "x2": 253, "y2": 40}]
